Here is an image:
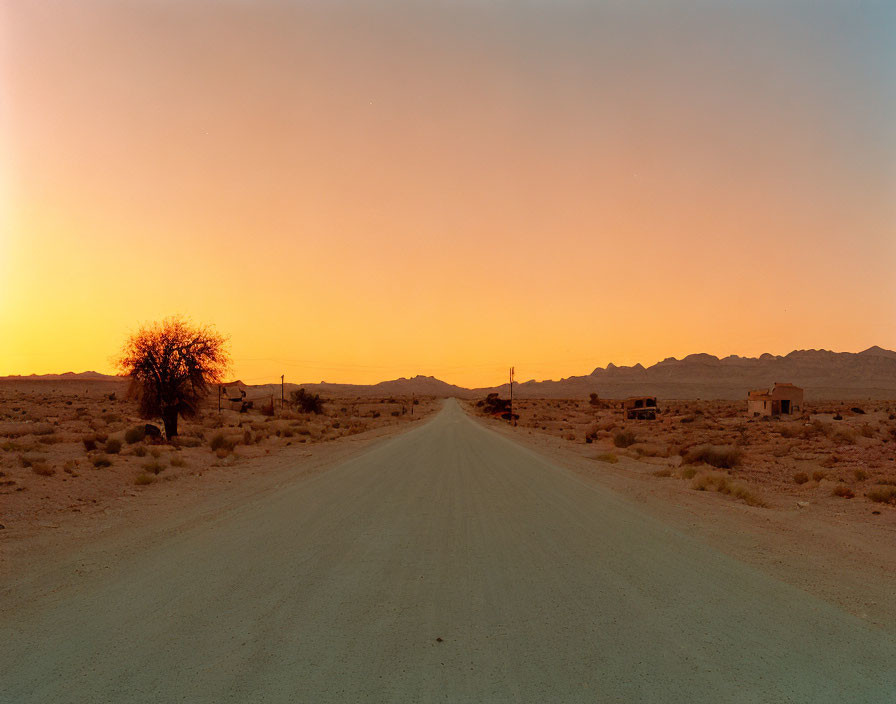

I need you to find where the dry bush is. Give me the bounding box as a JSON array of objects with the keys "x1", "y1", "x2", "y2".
[
  {"x1": 143, "y1": 460, "x2": 165, "y2": 475},
  {"x1": 867, "y1": 487, "x2": 896, "y2": 505},
  {"x1": 831, "y1": 427, "x2": 858, "y2": 445},
  {"x1": 691, "y1": 471, "x2": 765, "y2": 507},
  {"x1": 82, "y1": 437, "x2": 98, "y2": 452},
  {"x1": 105, "y1": 438, "x2": 122, "y2": 454},
  {"x1": 31, "y1": 463, "x2": 55, "y2": 476},
  {"x1": 613, "y1": 431, "x2": 637, "y2": 448},
  {"x1": 854, "y1": 468, "x2": 869, "y2": 481},
  {"x1": 595, "y1": 453, "x2": 619, "y2": 464},
  {"x1": 209, "y1": 433, "x2": 234, "y2": 452},
  {"x1": 170, "y1": 454, "x2": 186, "y2": 468},
  {"x1": 832, "y1": 484, "x2": 855, "y2": 499},
  {"x1": 135, "y1": 473, "x2": 155, "y2": 486},
  {"x1": 793, "y1": 472, "x2": 809, "y2": 485},
  {"x1": 132, "y1": 445, "x2": 147, "y2": 457},
  {"x1": 682, "y1": 445, "x2": 742, "y2": 469},
  {"x1": 652, "y1": 467, "x2": 673, "y2": 478},
  {"x1": 92, "y1": 455, "x2": 112, "y2": 468},
  {"x1": 124, "y1": 426, "x2": 146, "y2": 444},
  {"x1": 214, "y1": 447, "x2": 231, "y2": 459},
  {"x1": 812, "y1": 470, "x2": 826, "y2": 482}
]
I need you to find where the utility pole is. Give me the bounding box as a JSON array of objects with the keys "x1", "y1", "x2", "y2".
[
  {"x1": 281, "y1": 374, "x2": 285, "y2": 409},
  {"x1": 509, "y1": 366, "x2": 515, "y2": 426}
]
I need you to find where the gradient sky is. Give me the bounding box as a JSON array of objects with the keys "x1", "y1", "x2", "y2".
[{"x1": 2, "y1": 0, "x2": 894, "y2": 387}]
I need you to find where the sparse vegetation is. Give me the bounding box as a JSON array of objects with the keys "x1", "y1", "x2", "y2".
[
  {"x1": 595, "y1": 452, "x2": 619, "y2": 464},
  {"x1": 832, "y1": 484, "x2": 855, "y2": 499},
  {"x1": 134, "y1": 473, "x2": 155, "y2": 486},
  {"x1": 291, "y1": 388, "x2": 324, "y2": 414},
  {"x1": 92, "y1": 454, "x2": 113, "y2": 468},
  {"x1": 613, "y1": 431, "x2": 637, "y2": 448},
  {"x1": 793, "y1": 472, "x2": 809, "y2": 485},
  {"x1": 867, "y1": 486, "x2": 896, "y2": 505},
  {"x1": 105, "y1": 438, "x2": 122, "y2": 454},
  {"x1": 682, "y1": 445, "x2": 742, "y2": 469},
  {"x1": 124, "y1": 426, "x2": 146, "y2": 444}
]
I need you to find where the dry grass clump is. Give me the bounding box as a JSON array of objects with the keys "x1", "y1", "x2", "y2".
[
  {"x1": 170, "y1": 454, "x2": 186, "y2": 468},
  {"x1": 143, "y1": 460, "x2": 165, "y2": 475},
  {"x1": 867, "y1": 486, "x2": 896, "y2": 505},
  {"x1": 793, "y1": 472, "x2": 809, "y2": 485},
  {"x1": 105, "y1": 438, "x2": 122, "y2": 454},
  {"x1": 691, "y1": 471, "x2": 765, "y2": 507},
  {"x1": 682, "y1": 445, "x2": 742, "y2": 469},
  {"x1": 854, "y1": 468, "x2": 869, "y2": 481},
  {"x1": 134, "y1": 473, "x2": 155, "y2": 486},
  {"x1": 209, "y1": 432, "x2": 235, "y2": 453},
  {"x1": 613, "y1": 431, "x2": 637, "y2": 448},
  {"x1": 812, "y1": 470, "x2": 826, "y2": 482},
  {"x1": 31, "y1": 463, "x2": 56, "y2": 476},
  {"x1": 92, "y1": 454, "x2": 112, "y2": 468},
  {"x1": 82, "y1": 436, "x2": 98, "y2": 452},
  {"x1": 652, "y1": 467, "x2": 673, "y2": 477},
  {"x1": 832, "y1": 484, "x2": 855, "y2": 499},
  {"x1": 124, "y1": 426, "x2": 145, "y2": 444},
  {"x1": 594, "y1": 452, "x2": 619, "y2": 464}
]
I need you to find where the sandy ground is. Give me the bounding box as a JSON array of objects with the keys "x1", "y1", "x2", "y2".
[
  {"x1": 3, "y1": 400, "x2": 895, "y2": 702},
  {"x1": 0, "y1": 378, "x2": 436, "y2": 554}
]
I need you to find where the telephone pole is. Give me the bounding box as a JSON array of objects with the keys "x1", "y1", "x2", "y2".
[{"x1": 509, "y1": 366, "x2": 515, "y2": 426}]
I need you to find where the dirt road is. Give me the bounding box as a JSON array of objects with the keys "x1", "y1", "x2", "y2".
[{"x1": 3, "y1": 400, "x2": 895, "y2": 702}]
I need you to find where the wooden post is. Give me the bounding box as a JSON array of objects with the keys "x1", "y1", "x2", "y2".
[
  {"x1": 281, "y1": 375, "x2": 285, "y2": 408},
  {"x1": 509, "y1": 366, "x2": 515, "y2": 426}
]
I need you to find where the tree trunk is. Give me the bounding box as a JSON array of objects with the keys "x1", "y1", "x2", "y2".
[{"x1": 162, "y1": 407, "x2": 179, "y2": 439}]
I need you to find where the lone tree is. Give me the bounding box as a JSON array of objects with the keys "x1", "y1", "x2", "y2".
[{"x1": 117, "y1": 317, "x2": 230, "y2": 439}]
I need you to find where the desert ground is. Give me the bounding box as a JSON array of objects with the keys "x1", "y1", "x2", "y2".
[
  {"x1": 0, "y1": 378, "x2": 436, "y2": 552},
  {"x1": 3, "y1": 400, "x2": 895, "y2": 703},
  {"x1": 469, "y1": 397, "x2": 896, "y2": 513}
]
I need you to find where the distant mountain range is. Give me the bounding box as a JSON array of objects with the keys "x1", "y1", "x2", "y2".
[{"x1": 5, "y1": 347, "x2": 896, "y2": 399}]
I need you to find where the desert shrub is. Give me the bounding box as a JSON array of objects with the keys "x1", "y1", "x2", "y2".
[
  {"x1": 854, "y1": 468, "x2": 869, "y2": 481},
  {"x1": 18, "y1": 454, "x2": 41, "y2": 468},
  {"x1": 31, "y1": 463, "x2": 55, "y2": 476},
  {"x1": 290, "y1": 388, "x2": 324, "y2": 414},
  {"x1": 135, "y1": 473, "x2": 155, "y2": 486},
  {"x1": 832, "y1": 484, "x2": 855, "y2": 499},
  {"x1": 242, "y1": 429, "x2": 254, "y2": 445},
  {"x1": 92, "y1": 454, "x2": 112, "y2": 468},
  {"x1": 174, "y1": 435, "x2": 201, "y2": 448},
  {"x1": 812, "y1": 470, "x2": 826, "y2": 482},
  {"x1": 595, "y1": 452, "x2": 618, "y2": 464},
  {"x1": 133, "y1": 445, "x2": 147, "y2": 457},
  {"x1": 680, "y1": 466, "x2": 699, "y2": 479},
  {"x1": 170, "y1": 454, "x2": 186, "y2": 467},
  {"x1": 832, "y1": 427, "x2": 856, "y2": 444},
  {"x1": 652, "y1": 468, "x2": 673, "y2": 477},
  {"x1": 867, "y1": 487, "x2": 896, "y2": 505},
  {"x1": 1, "y1": 441, "x2": 21, "y2": 452},
  {"x1": 682, "y1": 445, "x2": 742, "y2": 469},
  {"x1": 209, "y1": 432, "x2": 234, "y2": 452},
  {"x1": 691, "y1": 471, "x2": 765, "y2": 507},
  {"x1": 779, "y1": 423, "x2": 803, "y2": 439},
  {"x1": 82, "y1": 437, "x2": 98, "y2": 452},
  {"x1": 105, "y1": 438, "x2": 122, "y2": 454},
  {"x1": 793, "y1": 472, "x2": 809, "y2": 485},
  {"x1": 214, "y1": 447, "x2": 231, "y2": 459},
  {"x1": 858, "y1": 424, "x2": 875, "y2": 439},
  {"x1": 125, "y1": 426, "x2": 145, "y2": 444},
  {"x1": 613, "y1": 431, "x2": 637, "y2": 448},
  {"x1": 143, "y1": 460, "x2": 165, "y2": 475}
]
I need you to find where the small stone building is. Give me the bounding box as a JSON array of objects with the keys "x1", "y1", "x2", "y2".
[
  {"x1": 622, "y1": 396, "x2": 658, "y2": 420},
  {"x1": 747, "y1": 382, "x2": 803, "y2": 417}
]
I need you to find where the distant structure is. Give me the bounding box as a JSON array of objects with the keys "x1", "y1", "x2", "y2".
[
  {"x1": 747, "y1": 382, "x2": 803, "y2": 417},
  {"x1": 222, "y1": 385, "x2": 247, "y2": 411},
  {"x1": 622, "y1": 396, "x2": 658, "y2": 420}
]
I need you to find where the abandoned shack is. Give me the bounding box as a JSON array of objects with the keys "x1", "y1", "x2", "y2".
[
  {"x1": 747, "y1": 382, "x2": 803, "y2": 417},
  {"x1": 622, "y1": 396, "x2": 658, "y2": 420}
]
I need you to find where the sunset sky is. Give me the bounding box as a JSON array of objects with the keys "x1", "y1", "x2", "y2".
[{"x1": 2, "y1": 0, "x2": 894, "y2": 387}]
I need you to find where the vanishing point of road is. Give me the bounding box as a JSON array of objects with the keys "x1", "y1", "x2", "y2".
[{"x1": 3, "y1": 400, "x2": 895, "y2": 702}]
